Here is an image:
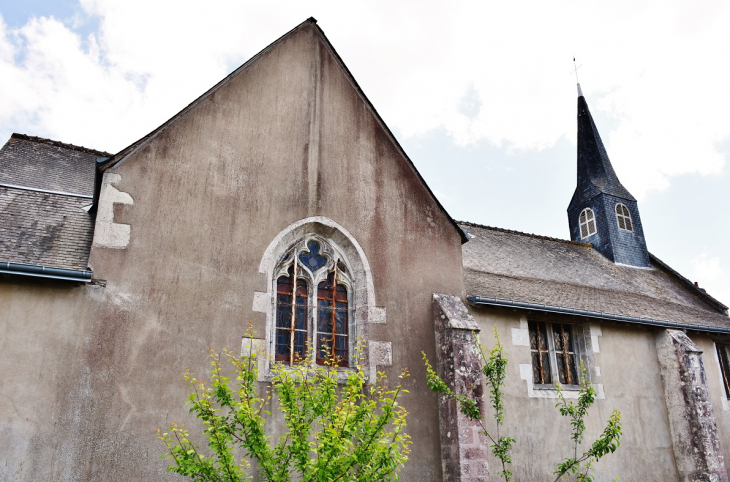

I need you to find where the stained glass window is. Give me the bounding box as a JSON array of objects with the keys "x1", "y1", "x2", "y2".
[
  {"x1": 316, "y1": 271, "x2": 349, "y2": 367},
  {"x1": 529, "y1": 321, "x2": 580, "y2": 386},
  {"x1": 273, "y1": 237, "x2": 352, "y2": 368},
  {"x1": 275, "y1": 265, "x2": 308, "y2": 363},
  {"x1": 529, "y1": 321, "x2": 552, "y2": 384},
  {"x1": 553, "y1": 323, "x2": 578, "y2": 385},
  {"x1": 299, "y1": 240, "x2": 328, "y2": 273}
]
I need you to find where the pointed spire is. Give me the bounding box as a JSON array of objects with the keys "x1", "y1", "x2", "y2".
[
  {"x1": 567, "y1": 86, "x2": 649, "y2": 268},
  {"x1": 574, "y1": 88, "x2": 634, "y2": 202}
]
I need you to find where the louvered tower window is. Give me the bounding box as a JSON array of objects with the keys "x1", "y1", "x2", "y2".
[
  {"x1": 579, "y1": 208, "x2": 597, "y2": 239},
  {"x1": 615, "y1": 203, "x2": 633, "y2": 232}
]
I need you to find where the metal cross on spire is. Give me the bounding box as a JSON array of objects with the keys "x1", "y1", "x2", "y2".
[{"x1": 571, "y1": 57, "x2": 582, "y2": 83}]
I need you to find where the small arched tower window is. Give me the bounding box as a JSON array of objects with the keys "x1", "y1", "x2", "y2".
[
  {"x1": 579, "y1": 208, "x2": 597, "y2": 239},
  {"x1": 273, "y1": 236, "x2": 352, "y2": 367},
  {"x1": 615, "y1": 203, "x2": 633, "y2": 232}
]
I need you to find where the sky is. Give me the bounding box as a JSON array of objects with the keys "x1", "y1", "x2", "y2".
[{"x1": 0, "y1": 1, "x2": 728, "y2": 305}]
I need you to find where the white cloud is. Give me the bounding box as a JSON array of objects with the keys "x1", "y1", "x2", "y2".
[
  {"x1": 693, "y1": 253, "x2": 723, "y2": 283},
  {"x1": 0, "y1": 0, "x2": 727, "y2": 306},
  {"x1": 692, "y1": 252, "x2": 730, "y2": 306},
  {"x1": 0, "y1": 0, "x2": 728, "y2": 193}
]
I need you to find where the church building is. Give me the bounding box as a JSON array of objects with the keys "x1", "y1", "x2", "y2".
[{"x1": 1, "y1": 18, "x2": 729, "y2": 481}]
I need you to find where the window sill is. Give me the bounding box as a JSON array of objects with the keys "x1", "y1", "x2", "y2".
[{"x1": 533, "y1": 384, "x2": 582, "y2": 391}]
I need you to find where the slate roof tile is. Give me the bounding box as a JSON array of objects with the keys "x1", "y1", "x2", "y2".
[
  {"x1": 0, "y1": 134, "x2": 107, "y2": 197},
  {"x1": 0, "y1": 134, "x2": 104, "y2": 273},
  {"x1": 460, "y1": 222, "x2": 730, "y2": 330},
  {"x1": 0, "y1": 187, "x2": 94, "y2": 271}
]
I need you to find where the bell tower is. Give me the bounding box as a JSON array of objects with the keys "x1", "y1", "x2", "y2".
[{"x1": 567, "y1": 84, "x2": 650, "y2": 267}]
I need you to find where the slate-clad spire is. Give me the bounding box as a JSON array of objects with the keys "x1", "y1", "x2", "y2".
[
  {"x1": 567, "y1": 84, "x2": 650, "y2": 267},
  {"x1": 572, "y1": 86, "x2": 634, "y2": 203}
]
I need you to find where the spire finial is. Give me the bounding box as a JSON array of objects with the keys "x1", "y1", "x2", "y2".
[
  {"x1": 571, "y1": 57, "x2": 583, "y2": 96},
  {"x1": 571, "y1": 57, "x2": 582, "y2": 83}
]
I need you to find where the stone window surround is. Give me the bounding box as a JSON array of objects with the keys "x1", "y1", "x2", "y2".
[
  {"x1": 529, "y1": 320, "x2": 581, "y2": 388},
  {"x1": 273, "y1": 234, "x2": 354, "y2": 366},
  {"x1": 248, "y1": 216, "x2": 390, "y2": 382},
  {"x1": 512, "y1": 316, "x2": 604, "y2": 400}
]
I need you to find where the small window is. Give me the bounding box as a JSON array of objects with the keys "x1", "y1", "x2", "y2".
[
  {"x1": 578, "y1": 208, "x2": 597, "y2": 239},
  {"x1": 529, "y1": 321, "x2": 580, "y2": 386},
  {"x1": 717, "y1": 344, "x2": 730, "y2": 399},
  {"x1": 615, "y1": 203, "x2": 633, "y2": 232}
]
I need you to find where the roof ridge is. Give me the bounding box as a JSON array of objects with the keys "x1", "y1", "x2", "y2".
[
  {"x1": 457, "y1": 220, "x2": 591, "y2": 247},
  {"x1": 11, "y1": 133, "x2": 112, "y2": 158}
]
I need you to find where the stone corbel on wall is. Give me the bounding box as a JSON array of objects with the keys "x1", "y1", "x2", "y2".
[
  {"x1": 656, "y1": 329, "x2": 729, "y2": 482},
  {"x1": 433, "y1": 293, "x2": 490, "y2": 482}
]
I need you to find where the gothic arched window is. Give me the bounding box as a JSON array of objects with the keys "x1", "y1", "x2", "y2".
[
  {"x1": 579, "y1": 208, "x2": 597, "y2": 239},
  {"x1": 615, "y1": 203, "x2": 633, "y2": 232},
  {"x1": 273, "y1": 236, "x2": 352, "y2": 367}
]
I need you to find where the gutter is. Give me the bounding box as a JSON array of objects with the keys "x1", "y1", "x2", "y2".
[
  {"x1": 467, "y1": 295, "x2": 730, "y2": 335},
  {"x1": 0, "y1": 262, "x2": 92, "y2": 283}
]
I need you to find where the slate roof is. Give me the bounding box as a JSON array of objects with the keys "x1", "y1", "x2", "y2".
[
  {"x1": 0, "y1": 187, "x2": 94, "y2": 271},
  {"x1": 0, "y1": 135, "x2": 103, "y2": 272},
  {"x1": 460, "y1": 222, "x2": 730, "y2": 332},
  {"x1": 0, "y1": 134, "x2": 108, "y2": 197}
]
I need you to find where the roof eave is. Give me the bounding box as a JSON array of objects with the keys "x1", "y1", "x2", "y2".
[{"x1": 468, "y1": 295, "x2": 730, "y2": 335}]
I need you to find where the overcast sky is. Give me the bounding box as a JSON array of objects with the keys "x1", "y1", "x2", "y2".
[{"x1": 1, "y1": 1, "x2": 728, "y2": 305}]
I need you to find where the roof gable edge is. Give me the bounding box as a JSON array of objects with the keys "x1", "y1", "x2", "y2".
[
  {"x1": 310, "y1": 23, "x2": 468, "y2": 244},
  {"x1": 101, "y1": 18, "x2": 320, "y2": 171}
]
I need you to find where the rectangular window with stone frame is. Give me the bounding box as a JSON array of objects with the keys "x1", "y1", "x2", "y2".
[
  {"x1": 716, "y1": 344, "x2": 730, "y2": 399},
  {"x1": 529, "y1": 321, "x2": 582, "y2": 387}
]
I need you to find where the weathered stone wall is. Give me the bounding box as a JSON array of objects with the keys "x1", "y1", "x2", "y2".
[
  {"x1": 695, "y1": 335, "x2": 730, "y2": 479},
  {"x1": 0, "y1": 22, "x2": 464, "y2": 481},
  {"x1": 656, "y1": 330, "x2": 728, "y2": 481},
  {"x1": 433, "y1": 294, "x2": 490, "y2": 481}
]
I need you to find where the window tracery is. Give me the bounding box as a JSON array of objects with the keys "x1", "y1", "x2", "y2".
[{"x1": 273, "y1": 236, "x2": 352, "y2": 367}]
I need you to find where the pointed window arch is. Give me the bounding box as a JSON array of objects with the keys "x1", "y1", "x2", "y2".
[
  {"x1": 615, "y1": 203, "x2": 633, "y2": 232},
  {"x1": 273, "y1": 236, "x2": 352, "y2": 367},
  {"x1": 579, "y1": 208, "x2": 597, "y2": 239}
]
